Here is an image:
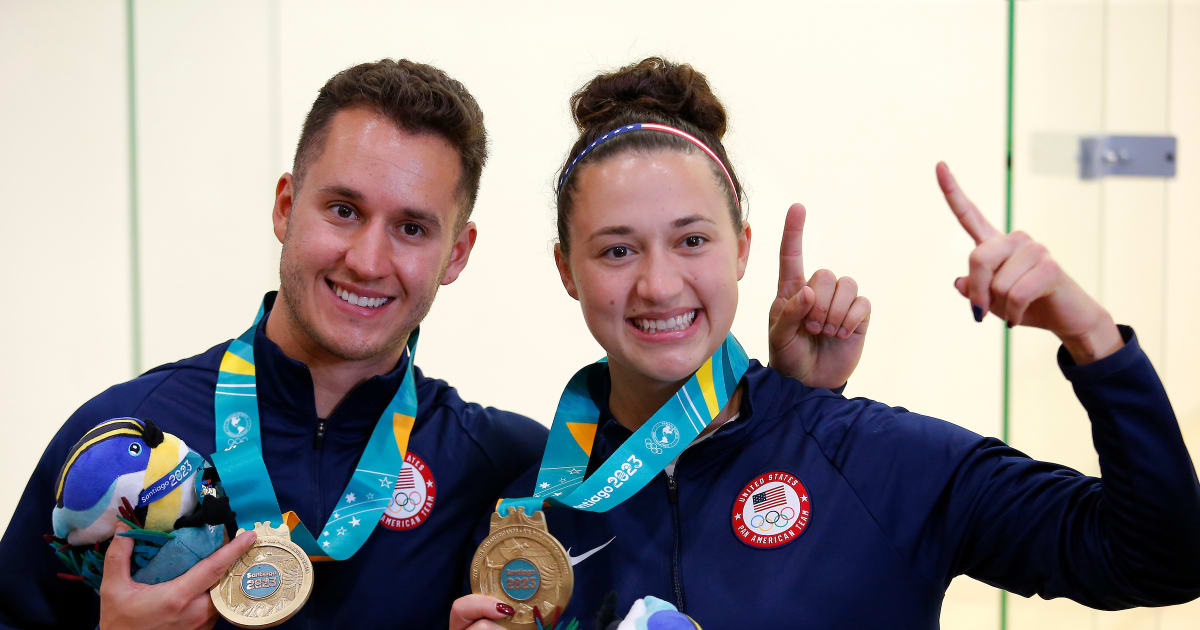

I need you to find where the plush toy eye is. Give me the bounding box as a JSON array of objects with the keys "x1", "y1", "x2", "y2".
[{"x1": 128, "y1": 442, "x2": 142, "y2": 456}]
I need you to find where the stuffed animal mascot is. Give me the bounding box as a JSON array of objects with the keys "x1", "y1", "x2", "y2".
[{"x1": 48, "y1": 417, "x2": 234, "y2": 589}]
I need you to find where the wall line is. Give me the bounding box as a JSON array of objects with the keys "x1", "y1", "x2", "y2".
[
  {"x1": 125, "y1": 0, "x2": 142, "y2": 376},
  {"x1": 1000, "y1": 0, "x2": 1017, "y2": 628}
]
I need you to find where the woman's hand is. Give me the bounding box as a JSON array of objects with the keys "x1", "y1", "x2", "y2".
[
  {"x1": 768, "y1": 203, "x2": 871, "y2": 388},
  {"x1": 449, "y1": 594, "x2": 514, "y2": 630},
  {"x1": 937, "y1": 161, "x2": 1123, "y2": 364}
]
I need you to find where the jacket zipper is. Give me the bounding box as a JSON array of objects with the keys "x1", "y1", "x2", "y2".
[
  {"x1": 666, "y1": 472, "x2": 686, "y2": 611},
  {"x1": 314, "y1": 419, "x2": 327, "y2": 448},
  {"x1": 309, "y1": 415, "x2": 333, "y2": 624}
]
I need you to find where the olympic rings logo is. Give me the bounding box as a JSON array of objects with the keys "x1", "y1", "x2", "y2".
[
  {"x1": 380, "y1": 451, "x2": 437, "y2": 531},
  {"x1": 748, "y1": 507, "x2": 796, "y2": 533},
  {"x1": 733, "y1": 473, "x2": 812, "y2": 549},
  {"x1": 391, "y1": 490, "x2": 423, "y2": 514},
  {"x1": 643, "y1": 438, "x2": 663, "y2": 455}
]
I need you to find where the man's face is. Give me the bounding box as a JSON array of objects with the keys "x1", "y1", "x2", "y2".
[{"x1": 270, "y1": 107, "x2": 475, "y2": 366}]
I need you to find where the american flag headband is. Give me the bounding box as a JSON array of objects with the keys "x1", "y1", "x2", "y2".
[{"x1": 556, "y1": 122, "x2": 740, "y2": 205}]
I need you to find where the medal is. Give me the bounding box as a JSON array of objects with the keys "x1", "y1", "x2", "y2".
[
  {"x1": 478, "y1": 335, "x2": 749, "y2": 623},
  {"x1": 470, "y1": 507, "x2": 572, "y2": 629},
  {"x1": 208, "y1": 295, "x2": 420, "y2": 625},
  {"x1": 211, "y1": 522, "x2": 314, "y2": 628}
]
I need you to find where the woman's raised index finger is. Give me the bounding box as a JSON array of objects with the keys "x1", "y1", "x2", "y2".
[
  {"x1": 936, "y1": 162, "x2": 1000, "y2": 244},
  {"x1": 777, "y1": 203, "x2": 808, "y2": 299}
]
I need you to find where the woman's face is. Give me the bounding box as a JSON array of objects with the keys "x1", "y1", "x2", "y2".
[{"x1": 556, "y1": 149, "x2": 750, "y2": 387}]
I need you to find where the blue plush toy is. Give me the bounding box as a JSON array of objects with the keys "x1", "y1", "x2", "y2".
[
  {"x1": 48, "y1": 417, "x2": 232, "y2": 588},
  {"x1": 612, "y1": 597, "x2": 701, "y2": 630},
  {"x1": 583, "y1": 594, "x2": 701, "y2": 630}
]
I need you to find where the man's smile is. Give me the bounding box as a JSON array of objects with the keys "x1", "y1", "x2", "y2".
[{"x1": 327, "y1": 280, "x2": 394, "y2": 310}]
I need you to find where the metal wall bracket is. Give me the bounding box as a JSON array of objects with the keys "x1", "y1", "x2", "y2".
[{"x1": 1079, "y1": 135, "x2": 1176, "y2": 180}]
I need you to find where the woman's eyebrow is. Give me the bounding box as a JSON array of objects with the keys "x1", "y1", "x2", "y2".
[
  {"x1": 585, "y1": 215, "x2": 716, "y2": 242},
  {"x1": 673, "y1": 215, "x2": 715, "y2": 228},
  {"x1": 586, "y1": 225, "x2": 632, "y2": 242}
]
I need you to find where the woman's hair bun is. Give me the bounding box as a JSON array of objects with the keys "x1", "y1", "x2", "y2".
[{"x1": 571, "y1": 57, "x2": 727, "y2": 138}]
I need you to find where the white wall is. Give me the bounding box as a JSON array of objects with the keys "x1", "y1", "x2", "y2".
[
  {"x1": 0, "y1": 0, "x2": 132, "y2": 526},
  {"x1": 1009, "y1": 1, "x2": 1200, "y2": 627},
  {"x1": 1, "y1": 1, "x2": 1195, "y2": 627}
]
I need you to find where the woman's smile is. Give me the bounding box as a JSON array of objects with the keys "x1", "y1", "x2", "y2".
[{"x1": 627, "y1": 309, "x2": 700, "y2": 339}]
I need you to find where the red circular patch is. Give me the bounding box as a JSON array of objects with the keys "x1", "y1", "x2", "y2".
[
  {"x1": 380, "y1": 451, "x2": 437, "y2": 531},
  {"x1": 731, "y1": 471, "x2": 811, "y2": 548}
]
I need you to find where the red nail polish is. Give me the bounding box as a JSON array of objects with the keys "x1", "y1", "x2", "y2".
[{"x1": 497, "y1": 602, "x2": 515, "y2": 616}]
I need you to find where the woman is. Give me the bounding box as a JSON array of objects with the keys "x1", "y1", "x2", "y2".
[{"x1": 451, "y1": 57, "x2": 1200, "y2": 629}]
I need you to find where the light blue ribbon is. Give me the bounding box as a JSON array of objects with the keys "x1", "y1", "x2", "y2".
[
  {"x1": 210, "y1": 299, "x2": 419, "y2": 560},
  {"x1": 499, "y1": 334, "x2": 749, "y2": 516}
]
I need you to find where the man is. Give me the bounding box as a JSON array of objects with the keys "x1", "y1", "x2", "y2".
[{"x1": 0, "y1": 59, "x2": 866, "y2": 629}]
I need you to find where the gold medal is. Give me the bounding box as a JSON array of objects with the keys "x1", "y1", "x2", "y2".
[
  {"x1": 470, "y1": 507, "x2": 573, "y2": 629},
  {"x1": 210, "y1": 522, "x2": 314, "y2": 628}
]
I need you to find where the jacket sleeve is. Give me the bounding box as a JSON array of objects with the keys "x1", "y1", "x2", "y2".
[
  {"x1": 0, "y1": 412, "x2": 106, "y2": 628},
  {"x1": 822, "y1": 326, "x2": 1200, "y2": 609},
  {"x1": 945, "y1": 326, "x2": 1200, "y2": 607},
  {"x1": 0, "y1": 371, "x2": 177, "y2": 630}
]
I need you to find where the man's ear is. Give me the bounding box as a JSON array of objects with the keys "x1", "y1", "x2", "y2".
[
  {"x1": 272, "y1": 173, "x2": 295, "y2": 244},
  {"x1": 736, "y1": 220, "x2": 752, "y2": 280},
  {"x1": 554, "y1": 243, "x2": 579, "y2": 300},
  {"x1": 440, "y1": 221, "x2": 478, "y2": 285}
]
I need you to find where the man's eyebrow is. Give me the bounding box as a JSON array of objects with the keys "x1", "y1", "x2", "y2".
[
  {"x1": 318, "y1": 185, "x2": 364, "y2": 201},
  {"x1": 400, "y1": 207, "x2": 440, "y2": 227},
  {"x1": 317, "y1": 185, "x2": 441, "y2": 228}
]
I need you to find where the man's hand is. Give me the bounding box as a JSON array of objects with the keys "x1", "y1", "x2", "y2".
[
  {"x1": 768, "y1": 203, "x2": 871, "y2": 388},
  {"x1": 99, "y1": 524, "x2": 256, "y2": 630},
  {"x1": 937, "y1": 161, "x2": 1122, "y2": 364},
  {"x1": 448, "y1": 594, "x2": 513, "y2": 630}
]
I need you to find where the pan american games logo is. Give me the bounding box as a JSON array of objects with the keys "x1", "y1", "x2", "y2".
[
  {"x1": 731, "y1": 471, "x2": 811, "y2": 549},
  {"x1": 644, "y1": 421, "x2": 681, "y2": 454}
]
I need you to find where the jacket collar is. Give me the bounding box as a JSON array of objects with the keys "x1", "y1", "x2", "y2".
[
  {"x1": 585, "y1": 360, "x2": 771, "y2": 476},
  {"x1": 251, "y1": 292, "x2": 413, "y2": 440}
]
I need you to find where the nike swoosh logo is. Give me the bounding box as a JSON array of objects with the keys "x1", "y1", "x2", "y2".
[{"x1": 566, "y1": 536, "x2": 616, "y2": 566}]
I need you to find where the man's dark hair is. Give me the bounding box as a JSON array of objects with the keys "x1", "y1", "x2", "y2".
[{"x1": 293, "y1": 59, "x2": 488, "y2": 225}]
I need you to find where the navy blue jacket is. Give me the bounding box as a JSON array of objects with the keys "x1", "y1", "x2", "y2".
[
  {"x1": 0, "y1": 293, "x2": 548, "y2": 629},
  {"x1": 498, "y1": 327, "x2": 1200, "y2": 629}
]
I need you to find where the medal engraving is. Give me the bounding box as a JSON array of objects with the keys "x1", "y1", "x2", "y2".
[
  {"x1": 471, "y1": 507, "x2": 573, "y2": 628},
  {"x1": 211, "y1": 522, "x2": 313, "y2": 628}
]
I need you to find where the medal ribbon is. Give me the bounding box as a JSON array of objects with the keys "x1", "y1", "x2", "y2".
[
  {"x1": 210, "y1": 299, "x2": 418, "y2": 560},
  {"x1": 498, "y1": 334, "x2": 748, "y2": 516}
]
